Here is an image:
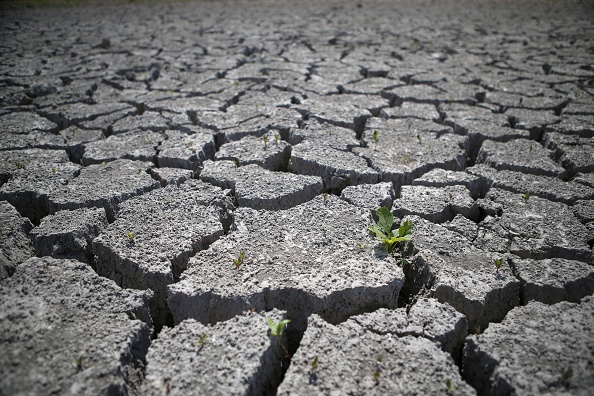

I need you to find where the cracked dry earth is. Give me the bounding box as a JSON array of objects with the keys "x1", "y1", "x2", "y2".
[{"x1": 1, "y1": 0, "x2": 593, "y2": 395}]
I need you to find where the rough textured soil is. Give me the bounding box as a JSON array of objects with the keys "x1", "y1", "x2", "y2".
[{"x1": 1, "y1": 0, "x2": 593, "y2": 394}]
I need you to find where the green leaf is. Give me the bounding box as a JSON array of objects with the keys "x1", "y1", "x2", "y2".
[
  {"x1": 375, "y1": 207, "x2": 394, "y2": 235},
  {"x1": 267, "y1": 318, "x2": 291, "y2": 337},
  {"x1": 266, "y1": 317, "x2": 276, "y2": 334},
  {"x1": 397, "y1": 219, "x2": 413, "y2": 238},
  {"x1": 368, "y1": 224, "x2": 386, "y2": 239}
]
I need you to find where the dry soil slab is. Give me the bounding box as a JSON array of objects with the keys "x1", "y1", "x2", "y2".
[
  {"x1": 463, "y1": 296, "x2": 594, "y2": 395},
  {"x1": 0, "y1": 257, "x2": 152, "y2": 396}
]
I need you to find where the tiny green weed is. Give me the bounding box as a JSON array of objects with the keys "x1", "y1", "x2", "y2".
[
  {"x1": 195, "y1": 333, "x2": 208, "y2": 347},
  {"x1": 445, "y1": 378, "x2": 453, "y2": 392},
  {"x1": 75, "y1": 356, "x2": 84, "y2": 372},
  {"x1": 368, "y1": 207, "x2": 412, "y2": 253},
  {"x1": 14, "y1": 161, "x2": 25, "y2": 170},
  {"x1": 267, "y1": 317, "x2": 291, "y2": 356},
  {"x1": 311, "y1": 356, "x2": 318, "y2": 370},
  {"x1": 494, "y1": 258, "x2": 503, "y2": 273},
  {"x1": 522, "y1": 192, "x2": 531, "y2": 201},
  {"x1": 373, "y1": 369, "x2": 380, "y2": 383},
  {"x1": 267, "y1": 317, "x2": 291, "y2": 338},
  {"x1": 126, "y1": 232, "x2": 135, "y2": 242},
  {"x1": 233, "y1": 251, "x2": 245, "y2": 270},
  {"x1": 372, "y1": 130, "x2": 379, "y2": 144},
  {"x1": 263, "y1": 135, "x2": 268, "y2": 149}
]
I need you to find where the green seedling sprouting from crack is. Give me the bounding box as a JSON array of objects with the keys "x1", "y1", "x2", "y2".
[
  {"x1": 522, "y1": 192, "x2": 531, "y2": 201},
  {"x1": 494, "y1": 258, "x2": 503, "y2": 273},
  {"x1": 15, "y1": 161, "x2": 25, "y2": 170},
  {"x1": 358, "y1": 242, "x2": 365, "y2": 249},
  {"x1": 233, "y1": 251, "x2": 245, "y2": 270},
  {"x1": 368, "y1": 207, "x2": 413, "y2": 253},
  {"x1": 372, "y1": 130, "x2": 379, "y2": 144},
  {"x1": 51, "y1": 168, "x2": 56, "y2": 173},
  {"x1": 323, "y1": 193, "x2": 329, "y2": 204},
  {"x1": 126, "y1": 232, "x2": 135, "y2": 243},
  {"x1": 267, "y1": 317, "x2": 291, "y2": 357},
  {"x1": 275, "y1": 134, "x2": 280, "y2": 144},
  {"x1": 195, "y1": 333, "x2": 208, "y2": 347},
  {"x1": 263, "y1": 135, "x2": 268, "y2": 149},
  {"x1": 417, "y1": 134, "x2": 422, "y2": 144}
]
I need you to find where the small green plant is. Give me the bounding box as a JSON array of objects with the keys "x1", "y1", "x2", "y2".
[
  {"x1": 195, "y1": 333, "x2": 208, "y2": 347},
  {"x1": 372, "y1": 130, "x2": 379, "y2": 144},
  {"x1": 233, "y1": 251, "x2": 245, "y2": 270},
  {"x1": 136, "y1": 168, "x2": 142, "y2": 174},
  {"x1": 416, "y1": 134, "x2": 422, "y2": 144},
  {"x1": 263, "y1": 135, "x2": 268, "y2": 149},
  {"x1": 373, "y1": 369, "x2": 380, "y2": 383},
  {"x1": 494, "y1": 258, "x2": 503, "y2": 273},
  {"x1": 267, "y1": 317, "x2": 291, "y2": 356},
  {"x1": 275, "y1": 134, "x2": 279, "y2": 144},
  {"x1": 51, "y1": 168, "x2": 56, "y2": 173},
  {"x1": 375, "y1": 353, "x2": 384, "y2": 363},
  {"x1": 15, "y1": 161, "x2": 24, "y2": 170},
  {"x1": 311, "y1": 356, "x2": 318, "y2": 370},
  {"x1": 522, "y1": 192, "x2": 531, "y2": 201},
  {"x1": 323, "y1": 193, "x2": 328, "y2": 204},
  {"x1": 126, "y1": 232, "x2": 135, "y2": 242},
  {"x1": 368, "y1": 207, "x2": 413, "y2": 253},
  {"x1": 75, "y1": 356, "x2": 84, "y2": 372},
  {"x1": 561, "y1": 367, "x2": 573, "y2": 384},
  {"x1": 358, "y1": 242, "x2": 365, "y2": 249},
  {"x1": 267, "y1": 317, "x2": 291, "y2": 337},
  {"x1": 445, "y1": 378, "x2": 453, "y2": 392}
]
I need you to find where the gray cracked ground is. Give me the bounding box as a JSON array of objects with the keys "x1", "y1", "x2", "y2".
[{"x1": 0, "y1": 0, "x2": 593, "y2": 395}]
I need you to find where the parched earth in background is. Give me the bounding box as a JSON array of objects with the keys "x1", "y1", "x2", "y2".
[{"x1": 1, "y1": 0, "x2": 593, "y2": 394}]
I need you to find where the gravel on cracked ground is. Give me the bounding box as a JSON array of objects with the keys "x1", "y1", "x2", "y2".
[{"x1": 1, "y1": 0, "x2": 593, "y2": 394}]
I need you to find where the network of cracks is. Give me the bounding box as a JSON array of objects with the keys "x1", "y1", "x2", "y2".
[{"x1": 1, "y1": 0, "x2": 593, "y2": 395}]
